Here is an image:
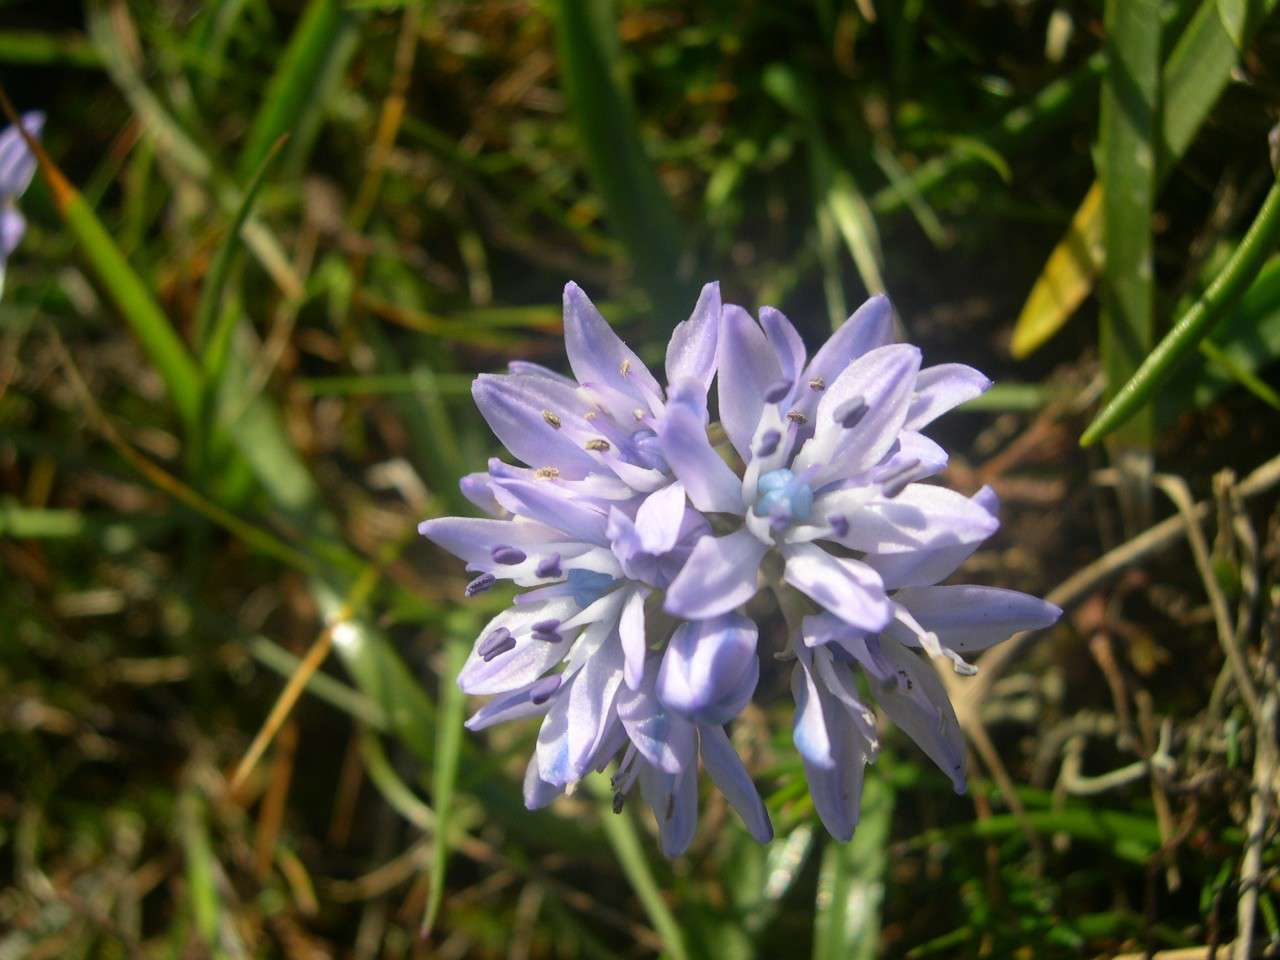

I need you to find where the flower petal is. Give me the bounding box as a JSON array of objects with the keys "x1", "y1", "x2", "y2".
[
  {"x1": 656, "y1": 614, "x2": 759, "y2": 724},
  {"x1": 664, "y1": 529, "x2": 767, "y2": 620},
  {"x1": 0, "y1": 112, "x2": 43, "y2": 197},
  {"x1": 523, "y1": 755, "x2": 563, "y2": 810},
  {"x1": 635, "y1": 481, "x2": 687, "y2": 556},
  {"x1": 618, "y1": 680, "x2": 697, "y2": 775},
  {"x1": 563, "y1": 282, "x2": 663, "y2": 412},
  {"x1": 698, "y1": 724, "x2": 773, "y2": 842},
  {"x1": 860, "y1": 485, "x2": 999, "y2": 589},
  {"x1": 638, "y1": 764, "x2": 698, "y2": 857},
  {"x1": 782, "y1": 543, "x2": 891, "y2": 631},
  {"x1": 825, "y1": 482, "x2": 999, "y2": 555},
  {"x1": 717, "y1": 304, "x2": 782, "y2": 462},
  {"x1": 418, "y1": 516, "x2": 564, "y2": 570},
  {"x1": 472, "y1": 374, "x2": 599, "y2": 477},
  {"x1": 866, "y1": 636, "x2": 966, "y2": 792},
  {"x1": 537, "y1": 634, "x2": 625, "y2": 785},
  {"x1": 894, "y1": 585, "x2": 1061, "y2": 654},
  {"x1": 619, "y1": 585, "x2": 649, "y2": 690},
  {"x1": 658, "y1": 398, "x2": 743, "y2": 514},
  {"x1": 759, "y1": 306, "x2": 806, "y2": 395},
  {"x1": 665, "y1": 281, "x2": 721, "y2": 393},
  {"x1": 793, "y1": 343, "x2": 921, "y2": 485},
  {"x1": 0, "y1": 206, "x2": 26, "y2": 260},
  {"x1": 905, "y1": 363, "x2": 992, "y2": 431},
  {"x1": 457, "y1": 598, "x2": 579, "y2": 695},
  {"x1": 490, "y1": 476, "x2": 611, "y2": 546}
]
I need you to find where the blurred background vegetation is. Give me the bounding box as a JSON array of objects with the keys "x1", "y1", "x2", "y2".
[{"x1": 1, "y1": 1, "x2": 1279, "y2": 957}]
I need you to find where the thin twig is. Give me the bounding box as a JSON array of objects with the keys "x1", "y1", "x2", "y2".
[{"x1": 1153, "y1": 473, "x2": 1262, "y2": 723}]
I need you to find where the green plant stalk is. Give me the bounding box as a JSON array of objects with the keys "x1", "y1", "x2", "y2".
[
  {"x1": 1098, "y1": 0, "x2": 1160, "y2": 459},
  {"x1": 0, "y1": 29, "x2": 102, "y2": 67},
  {"x1": 421, "y1": 636, "x2": 468, "y2": 937},
  {"x1": 1083, "y1": 174, "x2": 1280, "y2": 445},
  {"x1": 589, "y1": 773, "x2": 690, "y2": 960}
]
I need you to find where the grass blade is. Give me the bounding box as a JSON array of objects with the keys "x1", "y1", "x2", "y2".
[
  {"x1": 178, "y1": 792, "x2": 223, "y2": 951},
  {"x1": 551, "y1": 0, "x2": 687, "y2": 319},
  {"x1": 421, "y1": 635, "x2": 468, "y2": 938},
  {"x1": 1011, "y1": 0, "x2": 1278, "y2": 356},
  {"x1": 1082, "y1": 173, "x2": 1280, "y2": 445},
  {"x1": 812, "y1": 776, "x2": 893, "y2": 960},
  {"x1": 589, "y1": 773, "x2": 690, "y2": 960},
  {"x1": 0, "y1": 30, "x2": 101, "y2": 68},
  {"x1": 1097, "y1": 0, "x2": 1161, "y2": 506},
  {"x1": 235, "y1": 0, "x2": 361, "y2": 182}
]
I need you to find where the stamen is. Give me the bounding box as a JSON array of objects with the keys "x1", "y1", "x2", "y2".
[
  {"x1": 633, "y1": 407, "x2": 647, "y2": 422},
  {"x1": 533, "y1": 629, "x2": 562, "y2": 643},
  {"x1": 585, "y1": 438, "x2": 611, "y2": 452},
  {"x1": 786, "y1": 409, "x2": 808, "y2": 424},
  {"x1": 619, "y1": 358, "x2": 632, "y2": 376},
  {"x1": 880, "y1": 458, "x2": 922, "y2": 498},
  {"x1": 535, "y1": 554, "x2": 562, "y2": 579},
  {"x1": 541, "y1": 410, "x2": 561, "y2": 429},
  {"x1": 464, "y1": 573, "x2": 496, "y2": 597},
  {"x1": 755, "y1": 429, "x2": 781, "y2": 458},
  {"x1": 534, "y1": 466, "x2": 560, "y2": 480},
  {"x1": 829, "y1": 515, "x2": 849, "y2": 538},
  {"x1": 531, "y1": 618, "x2": 561, "y2": 633},
  {"x1": 529, "y1": 674, "x2": 561, "y2": 705},
  {"x1": 665, "y1": 793, "x2": 676, "y2": 821},
  {"x1": 764, "y1": 379, "x2": 792, "y2": 403},
  {"x1": 834, "y1": 396, "x2": 868, "y2": 428},
  {"x1": 479, "y1": 627, "x2": 515, "y2": 661},
  {"x1": 491, "y1": 544, "x2": 527, "y2": 565},
  {"x1": 808, "y1": 376, "x2": 826, "y2": 391},
  {"x1": 612, "y1": 792, "x2": 626, "y2": 814}
]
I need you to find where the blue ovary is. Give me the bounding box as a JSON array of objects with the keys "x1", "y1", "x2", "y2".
[{"x1": 752, "y1": 468, "x2": 813, "y2": 527}]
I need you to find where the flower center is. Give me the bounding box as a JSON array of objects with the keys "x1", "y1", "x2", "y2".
[
  {"x1": 566, "y1": 568, "x2": 617, "y2": 607},
  {"x1": 752, "y1": 468, "x2": 813, "y2": 530}
]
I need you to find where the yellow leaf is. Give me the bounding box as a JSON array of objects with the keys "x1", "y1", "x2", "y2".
[{"x1": 1010, "y1": 182, "x2": 1104, "y2": 358}]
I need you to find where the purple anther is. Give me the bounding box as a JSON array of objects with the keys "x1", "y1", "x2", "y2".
[
  {"x1": 479, "y1": 627, "x2": 516, "y2": 661},
  {"x1": 491, "y1": 544, "x2": 527, "y2": 565},
  {"x1": 465, "y1": 573, "x2": 496, "y2": 597}
]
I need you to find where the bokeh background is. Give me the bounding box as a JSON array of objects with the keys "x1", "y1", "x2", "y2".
[{"x1": 2, "y1": 1, "x2": 1279, "y2": 957}]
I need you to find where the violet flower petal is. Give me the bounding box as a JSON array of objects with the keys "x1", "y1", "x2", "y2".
[
  {"x1": 698, "y1": 724, "x2": 773, "y2": 842},
  {"x1": 904, "y1": 363, "x2": 992, "y2": 431},
  {"x1": 782, "y1": 543, "x2": 891, "y2": 632},
  {"x1": 716, "y1": 304, "x2": 782, "y2": 462},
  {"x1": 664, "y1": 529, "x2": 767, "y2": 620},
  {"x1": 664, "y1": 281, "x2": 721, "y2": 393},
  {"x1": 894, "y1": 585, "x2": 1061, "y2": 654}
]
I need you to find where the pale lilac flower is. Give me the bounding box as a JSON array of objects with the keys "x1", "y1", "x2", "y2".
[
  {"x1": 0, "y1": 111, "x2": 44, "y2": 297},
  {"x1": 423, "y1": 282, "x2": 1059, "y2": 852},
  {"x1": 421, "y1": 283, "x2": 772, "y2": 854}
]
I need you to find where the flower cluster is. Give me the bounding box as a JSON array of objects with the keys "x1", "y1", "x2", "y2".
[
  {"x1": 0, "y1": 112, "x2": 44, "y2": 298},
  {"x1": 420, "y1": 282, "x2": 1060, "y2": 854}
]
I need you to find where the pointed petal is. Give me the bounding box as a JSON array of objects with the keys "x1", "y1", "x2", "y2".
[
  {"x1": 465, "y1": 681, "x2": 554, "y2": 731},
  {"x1": 664, "y1": 529, "x2": 767, "y2": 620},
  {"x1": 507, "y1": 360, "x2": 576, "y2": 385},
  {"x1": 905, "y1": 363, "x2": 992, "y2": 431},
  {"x1": 563, "y1": 282, "x2": 662, "y2": 411},
  {"x1": 699, "y1": 724, "x2": 773, "y2": 842},
  {"x1": 618, "y1": 681, "x2": 697, "y2": 775},
  {"x1": 639, "y1": 764, "x2": 699, "y2": 857},
  {"x1": 894, "y1": 585, "x2": 1061, "y2": 654},
  {"x1": 656, "y1": 614, "x2": 759, "y2": 724},
  {"x1": 868, "y1": 637, "x2": 966, "y2": 792},
  {"x1": 0, "y1": 112, "x2": 42, "y2": 197},
  {"x1": 860, "y1": 485, "x2": 999, "y2": 589},
  {"x1": 665, "y1": 281, "x2": 721, "y2": 393},
  {"x1": 418, "y1": 516, "x2": 563, "y2": 569},
  {"x1": 0, "y1": 206, "x2": 26, "y2": 260},
  {"x1": 782, "y1": 543, "x2": 891, "y2": 631},
  {"x1": 716, "y1": 304, "x2": 782, "y2": 462},
  {"x1": 658, "y1": 399, "x2": 743, "y2": 514},
  {"x1": 457, "y1": 598, "x2": 579, "y2": 695},
  {"x1": 619, "y1": 586, "x2": 649, "y2": 690},
  {"x1": 472, "y1": 374, "x2": 599, "y2": 477},
  {"x1": 491, "y1": 476, "x2": 611, "y2": 545},
  {"x1": 537, "y1": 636, "x2": 625, "y2": 785},
  {"x1": 824, "y1": 483, "x2": 999, "y2": 554},
  {"x1": 759, "y1": 306, "x2": 806, "y2": 392},
  {"x1": 524, "y1": 755, "x2": 563, "y2": 809},
  {"x1": 793, "y1": 343, "x2": 921, "y2": 484},
  {"x1": 806, "y1": 295, "x2": 894, "y2": 386},
  {"x1": 635, "y1": 481, "x2": 687, "y2": 555}
]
